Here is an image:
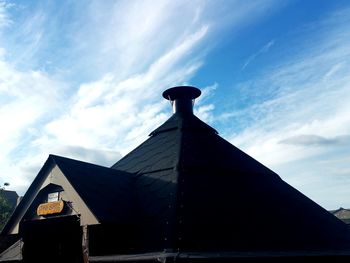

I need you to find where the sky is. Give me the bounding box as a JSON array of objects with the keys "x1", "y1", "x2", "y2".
[{"x1": 0, "y1": 0, "x2": 350, "y2": 210}]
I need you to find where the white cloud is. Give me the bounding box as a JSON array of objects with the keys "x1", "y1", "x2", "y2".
[
  {"x1": 0, "y1": 0, "x2": 284, "y2": 196},
  {"x1": 222, "y1": 8, "x2": 350, "y2": 208},
  {"x1": 194, "y1": 83, "x2": 218, "y2": 123},
  {"x1": 40, "y1": 0, "x2": 282, "y2": 160},
  {"x1": 0, "y1": 1, "x2": 12, "y2": 29},
  {"x1": 0, "y1": 62, "x2": 65, "y2": 193},
  {"x1": 44, "y1": 24, "x2": 209, "y2": 157},
  {"x1": 280, "y1": 134, "x2": 350, "y2": 146},
  {"x1": 242, "y1": 40, "x2": 275, "y2": 70}
]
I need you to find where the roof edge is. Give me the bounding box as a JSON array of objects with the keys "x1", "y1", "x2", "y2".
[
  {"x1": 89, "y1": 249, "x2": 350, "y2": 262},
  {"x1": 1, "y1": 155, "x2": 56, "y2": 235}
]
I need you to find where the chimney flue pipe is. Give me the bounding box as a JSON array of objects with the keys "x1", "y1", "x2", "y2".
[{"x1": 162, "y1": 86, "x2": 201, "y2": 115}]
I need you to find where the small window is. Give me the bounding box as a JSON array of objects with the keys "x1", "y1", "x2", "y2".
[{"x1": 48, "y1": 192, "x2": 59, "y2": 202}]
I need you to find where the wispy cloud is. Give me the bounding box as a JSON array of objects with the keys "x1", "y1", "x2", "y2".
[
  {"x1": 2, "y1": 0, "x2": 348, "y2": 210},
  {"x1": 242, "y1": 40, "x2": 275, "y2": 70},
  {"x1": 0, "y1": 0, "x2": 282, "y2": 194},
  {"x1": 44, "y1": 24, "x2": 209, "y2": 156},
  {"x1": 222, "y1": 7, "x2": 350, "y2": 208},
  {"x1": 0, "y1": 1, "x2": 12, "y2": 28},
  {"x1": 280, "y1": 134, "x2": 350, "y2": 146},
  {"x1": 0, "y1": 55, "x2": 66, "y2": 188}
]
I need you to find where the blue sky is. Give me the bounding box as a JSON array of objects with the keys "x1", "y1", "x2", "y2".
[{"x1": 0, "y1": 0, "x2": 350, "y2": 209}]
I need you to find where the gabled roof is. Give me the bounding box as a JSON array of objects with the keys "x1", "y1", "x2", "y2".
[
  {"x1": 0, "y1": 239, "x2": 23, "y2": 262},
  {"x1": 330, "y1": 207, "x2": 350, "y2": 224},
  {"x1": 111, "y1": 86, "x2": 350, "y2": 254},
  {"x1": 1, "y1": 155, "x2": 134, "y2": 235},
  {"x1": 51, "y1": 155, "x2": 134, "y2": 224}
]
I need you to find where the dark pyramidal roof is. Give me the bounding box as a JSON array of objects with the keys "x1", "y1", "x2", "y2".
[
  {"x1": 3, "y1": 86, "x2": 349, "y2": 259},
  {"x1": 111, "y1": 86, "x2": 350, "y2": 253}
]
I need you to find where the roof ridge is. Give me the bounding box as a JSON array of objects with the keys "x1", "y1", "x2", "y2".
[{"x1": 49, "y1": 154, "x2": 118, "y2": 171}]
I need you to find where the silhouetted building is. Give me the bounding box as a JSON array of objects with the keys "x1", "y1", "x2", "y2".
[
  {"x1": 330, "y1": 208, "x2": 350, "y2": 225},
  {"x1": 0, "y1": 86, "x2": 350, "y2": 262}
]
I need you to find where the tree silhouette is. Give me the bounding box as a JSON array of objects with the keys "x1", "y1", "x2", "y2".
[{"x1": 0, "y1": 183, "x2": 13, "y2": 231}]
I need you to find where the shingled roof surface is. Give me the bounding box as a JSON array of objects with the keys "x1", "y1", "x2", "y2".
[
  {"x1": 111, "y1": 115, "x2": 184, "y2": 251},
  {"x1": 111, "y1": 86, "x2": 350, "y2": 254},
  {"x1": 3, "y1": 86, "x2": 349, "y2": 259},
  {"x1": 51, "y1": 155, "x2": 134, "y2": 224}
]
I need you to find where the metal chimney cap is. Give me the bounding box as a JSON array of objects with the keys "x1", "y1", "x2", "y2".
[{"x1": 162, "y1": 86, "x2": 201, "y2": 101}]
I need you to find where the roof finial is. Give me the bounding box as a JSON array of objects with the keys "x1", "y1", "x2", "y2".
[{"x1": 162, "y1": 86, "x2": 201, "y2": 115}]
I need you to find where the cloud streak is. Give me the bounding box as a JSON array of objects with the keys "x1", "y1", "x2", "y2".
[
  {"x1": 0, "y1": 0, "x2": 282, "y2": 194},
  {"x1": 280, "y1": 134, "x2": 350, "y2": 146},
  {"x1": 242, "y1": 40, "x2": 275, "y2": 70},
  {"x1": 222, "y1": 7, "x2": 350, "y2": 208},
  {"x1": 1, "y1": 0, "x2": 349, "y2": 210},
  {"x1": 0, "y1": 1, "x2": 12, "y2": 28}
]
